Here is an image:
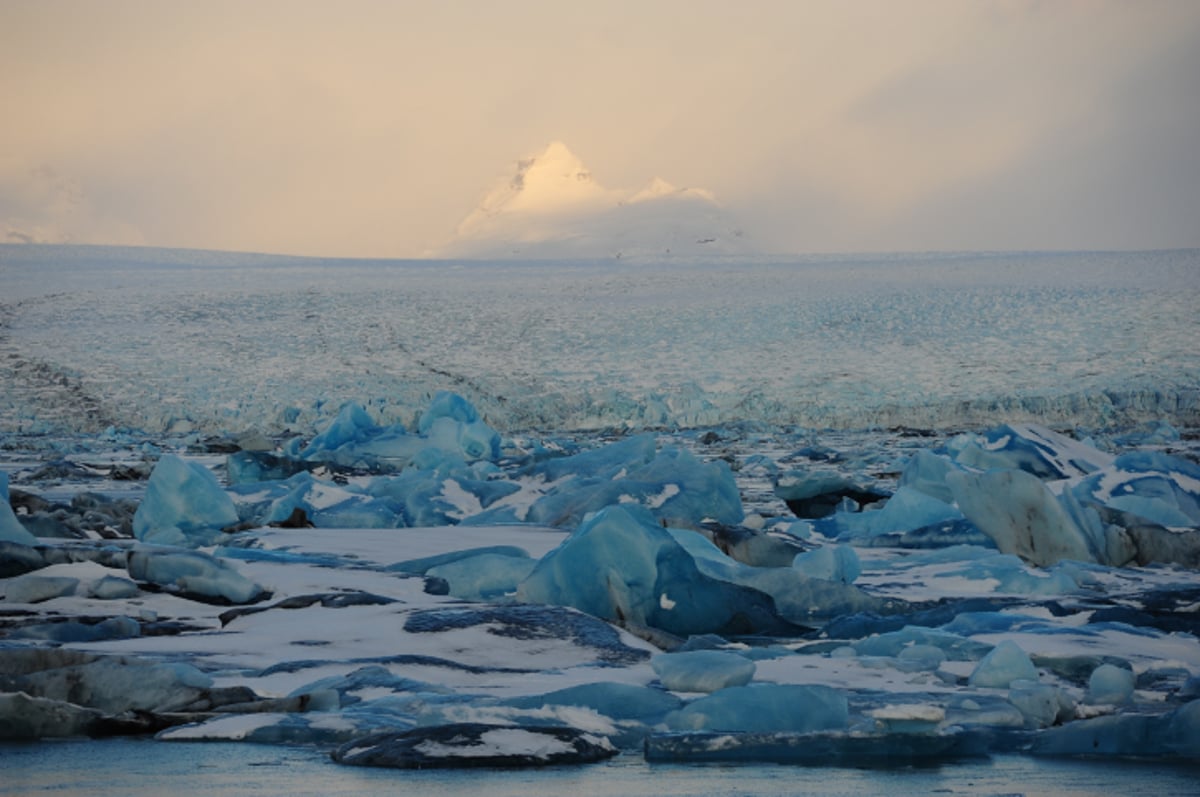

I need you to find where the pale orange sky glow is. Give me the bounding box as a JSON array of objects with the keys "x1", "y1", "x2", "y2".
[{"x1": 2, "y1": 0, "x2": 1198, "y2": 257}]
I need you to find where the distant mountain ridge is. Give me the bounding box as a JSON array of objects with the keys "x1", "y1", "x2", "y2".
[{"x1": 432, "y1": 142, "x2": 750, "y2": 259}]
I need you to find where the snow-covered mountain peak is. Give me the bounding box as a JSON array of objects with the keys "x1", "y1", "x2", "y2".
[
  {"x1": 626, "y1": 176, "x2": 717, "y2": 205},
  {"x1": 437, "y1": 142, "x2": 750, "y2": 258}
]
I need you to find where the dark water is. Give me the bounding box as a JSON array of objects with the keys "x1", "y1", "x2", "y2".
[{"x1": 2, "y1": 739, "x2": 1197, "y2": 797}]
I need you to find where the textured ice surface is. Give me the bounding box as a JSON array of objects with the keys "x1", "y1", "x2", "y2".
[{"x1": 3, "y1": 246, "x2": 1197, "y2": 436}]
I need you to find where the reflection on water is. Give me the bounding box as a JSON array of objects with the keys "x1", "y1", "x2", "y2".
[{"x1": 3, "y1": 738, "x2": 1197, "y2": 797}]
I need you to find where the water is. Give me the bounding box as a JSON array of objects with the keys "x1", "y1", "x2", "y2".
[{"x1": 3, "y1": 739, "x2": 1198, "y2": 796}]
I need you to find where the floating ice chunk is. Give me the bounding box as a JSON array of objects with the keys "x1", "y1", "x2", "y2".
[
  {"x1": 417, "y1": 390, "x2": 481, "y2": 433},
  {"x1": 133, "y1": 454, "x2": 239, "y2": 545},
  {"x1": 0, "y1": 692, "x2": 104, "y2": 739},
  {"x1": 504, "y1": 681, "x2": 682, "y2": 724},
  {"x1": 331, "y1": 723, "x2": 618, "y2": 768},
  {"x1": 667, "y1": 527, "x2": 885, "y2": 625},
  {"x1": 644, "y1": 726, "x2": 984, "y2": 764},
  {"x1": 895, "y1": 644, "x2": 947, "y2": 672},
  {"x1": 526, "y1": 445, "x2": 742, "y2": 529},
  {"x1": 427, "y1": 552, "x2": 536, "y2": 601},
  {"x1": 0, "y1": 540, "x2": 47, "y2": 577},
  {"x1": 948, "y1": 468, "x2": 1095, "y2": 566},
  {"x1": 948, "y1": 424, "x2": 1112, "y2": 480},
  {"x1": 1008, "y1": 680, "x2": 1066, "y2": 729},
  {"x1": 665, "y1": 684, "x2": 848, "y2": 733},
  {"x1": 828, "y1": 486, "x2": 963, "y2": 542},
  {"x1": 969, "y1": 640, "x2": 1038, "y2": 688},
  {"x1": 868, "y1": 703, "x2": 945, "y2": 734},
  {"x1": 300, "y1": 401, "x2": 376, "y2": 458},
  {"x1": 793, "y1": 544, "x2": 860, "y2": 584},
  {"x1": 517, "y1": 504, "x2": 798, "y2": 637},
  {"x1": 4, "y1": 573, "x2": 78, "y2": 603},
  {"x1": 302, "y1": 394, "x2": 501, "y2": 470},
  {"x1": 1074, "y1": 451, "x2": 1200, "y2": 528},
  {"x1": 852, "y1": 626, "x2": 990, "y2": 661},
  {"x1": 12, "y1": 615, "x2": 140, "y2": 643},
  {"x1": 1087, "y1": 663, "x2": 1136, "y2": 705},
  {"x1": 1031, "y1": 700, "x2": 1200, "y2": 760},
  {"x1": 0, "y1": 492, "x2": 39, "y2": 546},
  {"x1": 533, "y1": 433, "x2": 657, "y2": 482},
  {"x1": 773, "y1": 470, "x2": 888, "y2": 519},
  {"x1": 388, "y1": 545, "x2": 532, "y2": 575},
  {"x1": 899, "y1": 449, "x2": 959, "y2": 503},
  {"x1": 88, "y1": 575, "x2": 140, "y2": 600},
  {"x1": 652, "y1": 651, "x2": 756, "y2": 693},
  {"x1": 267, "y1": 472, "x2": 398, "y2": 529},
  {"x1": 126, "y1": 547, "x2": 267, "y2": 605},
  {"x1": 1, "y1": 649, "x2": 213, "y2": 715}
]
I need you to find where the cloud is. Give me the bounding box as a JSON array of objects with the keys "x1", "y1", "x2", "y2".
[
  {"x1": 1, "y1": 1, "x2": 1197, "y2": 256},
  {"x1": 0, "y1": 164, "x2": 144, "y2": 246}
]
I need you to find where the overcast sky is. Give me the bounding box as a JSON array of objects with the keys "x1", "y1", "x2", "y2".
[{"x1": 3, "y1": 0, "x2": 1199, "y2": 257}]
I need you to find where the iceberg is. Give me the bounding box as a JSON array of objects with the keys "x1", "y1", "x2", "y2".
[
  {"x1": 948, "y1": 468, "x2": 1095, "y2": 567},
  {"x1": 518, "y1": 505, "x2": 809, "y2": 637},
  {"x1": 132, "y1": 454, "x2": 240, "y2": 546}
]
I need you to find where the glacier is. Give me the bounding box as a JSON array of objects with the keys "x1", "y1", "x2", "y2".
[{"x1": 1, "y1": 245, "x2": 1199, "y2": 780}]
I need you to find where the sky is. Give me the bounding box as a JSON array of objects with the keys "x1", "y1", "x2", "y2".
[{"x1": 2, "y1": 0, "x2": 1199, "y2": 258}]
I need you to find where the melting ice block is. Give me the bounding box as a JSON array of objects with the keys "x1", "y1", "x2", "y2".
[
  {"x1": 133, "y1": 454, "x2": 239, "y2": 546},
  {"x1": 948, "y1": 468, "x2": 1095, "y2": 567},
  {"x1": 1087, "y1": 663, "x2": 1135, "y2": 705},
  {"x1": 969, "y1": 640, "x2": 1038, "y2": 688},
  {"x1": 525, "y1": 442, "x2": 743, "y2": 529},
  {"x1": 665, "y1": 684, "x2": 848, "y2": 733},
  {"x1": 126, "y1": 547, "x2": 267, "y2": 605},
  {"x1": 0, "y1": 491, "x2": 39, "y2": 546},
  {"x1": 517, "y1": 504, "x2": 797, "y2": 637},
  {"x1": 301, "y1": 393, "x2": 500, "y2": 470},
  {"x1": 947, "y1": 424, "x2": 1112, "y2": 480},
  {"x1": 793, "y1": 544, "x2": 860, "y2": 584},
  {"x1": 426, "y1": 552, "x2": 535, "y2": 601},
  {"x1": 652, "y1": 650, "x2": 756, "y2": 693},
  {"x1": 3, "y1": 574, "x2": 78, "y2": 603}
]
